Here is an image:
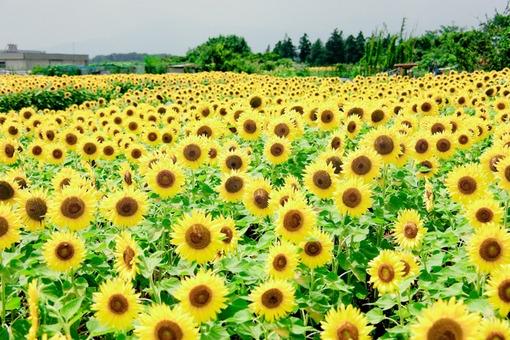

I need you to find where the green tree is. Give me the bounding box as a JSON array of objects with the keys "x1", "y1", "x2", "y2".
[
  {"x1": 309, "y1": 39, "x2": 327, "y2": 66},
  {"x1": 298, "y1": 33, "x2": 312, "y2": 63},
  {"x1": 186, "y1": 35, "x2": 251, "y2": 71},
  {"x1": 273, "y1": 34, "x2": 297, "y2": 60},
  {"x1": 325, "y1": 29, "x2": 345, "y2": 64}
]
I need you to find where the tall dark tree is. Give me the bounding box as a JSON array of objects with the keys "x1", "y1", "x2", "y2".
[
  {"x1": 355, "y1": 31, "x2": 366, "y2": 62},
  {"x1": 325, "y1": 29, "x2": 345, "y2": 64},
  {"x1": 344, "y1": 35, "x2": 357, "y2": 63},
  {"x1": 273, "y1": 34, "x2": 297, "y2": 60},
  {"x1": 309, "y1": 39, "x2": 327, "y2": 66},
  {"x1": 298, "y1": 33, "x2": 312, "y2": 63}
]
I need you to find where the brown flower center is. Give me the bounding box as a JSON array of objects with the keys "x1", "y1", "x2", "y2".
[
  {"x1": 431, "y1": 123, "x2": 445, "y2": 134},
  {"x1": 351, "y1": 156, "x2": 372, "y2": 175},
  {"x1": 197, "y1": 126, "x2": 212, "y2": 138},
  {"x1": 479, "y1": 238, "x2": 502, "y2": 262},
  {"x1": 261, "y1": 288, "x2": 283, "y2": 309},
  {"x1": 415, "y1": 139, "x2": 429, "y2": 154},
  {"x1": 108, "y1": 294, "x2": 129, "y2": 314},
  {"x1": 421, "y1": 102, "x2": 432, "y2": 112},
  {"x1": 304, "y1": 241, "x2": 322, "y2": 257},
  {"x1": 331, "y1": 137, "x2": 342, "y2": 149},
  {"x1": 185, "y1": 224, "x2": 211, "y2": 249},
  {"x1": 103, "y1": 146, "x2": 114, "y2": 156},
  {"x1": 32, "y1": 145, "x2": 43, "y2": 156},
  {"x1": 313, "y1": 170, "x2": 332, "y2": 189},
  {"x1": 270, "y1": 143, "x2": 284, "y2": 157},
  {"x1": 189, "y1": 284, "x2": 212, "y2": 307},
  {"x1": 253, "y1": 189, "x2": 269, "y2": 209},
  {"x1": 65, "y1": 133, "x2": 77, "y2": 145},
  {"x1": 0, "y1": 181, "x2": 14, "y2": 201},
  {"x1": 156, "y1": 170, "x2": 175, "y2": 188},
  {"x1": 14, "y1": 177, "x2": 27, "y2": 189},
  {"x1": 374, "y1": 135, "x2": 394, "y2": 155},
  {"x1": 0, "y1": 217, "x2": 9, "y2": 237},
  {"x1": 220, "y1": 227, "x2": 233, "y2": 244},
  {"x1": 347, "y1": 121, "x2": 357, "y2": 133},
  {"x1": 123, "y1": 246, "x2": 135, "y2": 269},
  {"x1": 404, "y1": 222, "x2": 418, "y2": 239},
  {"x1": 327, "y1": 156, "x2": 343, "y2": 174},
  {"x1": 55, "y1": 242, "x2": 75, "y2": 261},
  {"x1": 486, "y1": 332, "x2": 506, "y2": 340},
  {"x1": 342, "y1": 188, "x2": 362, "y2": 208},
  {"x1": 183, "y1": 144, "x2": 201, "y2": 161},
  {"x1": 52, "y1": 149, "x2": 63, "y2": 159},
  {"x1": 130, "y1": 148, "x2": 142, "y2": 159},
  {"x1": 476, "y1": 208, "x2": 494, "y2": 223},
  {"x1": 155, "y1": 320, "x2": 183, "y2": 340},
  {"x1": 436, "y1": 138, "x2": 451, "y2": 152},
  {"x1": 489, "y1": 155, "x2": 504, "y2": 172},
  {"x1": 243, "y1": 120, "x2": 257, "y2": 133},
  {"x1": 60, "y1": 197, "x2": 85, "y2": 219},
  {"x1": 336, "y1": 322, "x2": 359, "y2": 340},
  {"x1": 321, "y1": 110, "x2": 334, "y2": 123},
  {"x1": 498, "y1": 279, "x2": 510, "y2": 303},
  {"x1": 225, "y1": 176, "x2": 243, "y2": 193},
  {"x1": 377, "y1": 264, "x2": 395, "y2": 283},
  {"x1": 426, "y1": 318, "x2": 463, "y2": 340},
  {"x1": 401, "y1": 260, "x2": 411, "y2": 277},
  {"x1": 225, "y1": 155, "x2": 243, "y2": 170},
  {"x1": 458, "y1": 135, "x2": 468, "y2": 145},
  {"x1": 457, "y1": 176, "x2": 477, "y2": 195},
  {"x1": 274, "y1": 123, "x2": 290, "y2": 138},
  {"x1": 250, "y1": 96, "x2": 262, "y2": 109},
  {"x1": 283, "y1": 210, "x2": 304, "y2": 231},
  {"x1": 162, "y1": 133, "x2": 173, "y2": 143},
  {"x1": 4, "y1": 144, "x2": 14, "y2": 158},
  {"x1": 25, "y1": 197, "x2": 47, "y2": 222},
  {"x1": 115, "y1": 197, "x2": 138, "y2": 217},
  {"x1": 272, "y1": 254, "x2": 288, "y2": 271},
  {"x1": 83, "y1": 142, "x2": 97, "y2": 155}
]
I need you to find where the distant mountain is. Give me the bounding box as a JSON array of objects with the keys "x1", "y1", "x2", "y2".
[{"x1": 91, "y1": 53, "x2": 173, "y2": 63}]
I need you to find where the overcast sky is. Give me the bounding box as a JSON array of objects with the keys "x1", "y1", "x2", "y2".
[{"x1": 0, "y1": 0, "x2": 507, "y2": 57}]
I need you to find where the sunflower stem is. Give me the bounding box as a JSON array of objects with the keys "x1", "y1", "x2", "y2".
[{"x1": 0, "y1": 256, "x2": 5, "y2": 326}]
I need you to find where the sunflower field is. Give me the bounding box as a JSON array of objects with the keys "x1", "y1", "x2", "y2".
[{"x1": 0, "y1": 70, "x2": 509, "y2": 339}]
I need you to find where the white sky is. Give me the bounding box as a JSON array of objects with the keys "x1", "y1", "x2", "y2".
[{"x1": 0, "y1": 0, "x2": 507, "y2": 57}]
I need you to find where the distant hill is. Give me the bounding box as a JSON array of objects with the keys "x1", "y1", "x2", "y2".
[{"x1": 91, "y1": 53, "x2": 173, "y2": 63}]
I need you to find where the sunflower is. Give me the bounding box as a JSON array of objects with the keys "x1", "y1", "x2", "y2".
[
  {"x1": 480, "y1": 146, "x2": 507, "y2": 178},
  {"x1": 321, "y1": 304, "x2": 372, "y2": 340},
  {"x1": 343, "y1": 147, "x2": 382, "y2": 182},
  {"x1": 92, "y1": 277, "x2": 141, "y2": 331},
  {"x1": 445, "y1": 164, "x2": 487, "y2": 205},
  {"x1": 409, "y1": 132, "x2": 434, "y2": 161},
  {"x1": 268, "y1": 115, "x2": 296, "y2": 141},
  {"x1": 51, "y1": 167, "x2": 82, "y2": 192},
  {"x1": 6, "y1": 168, "x2": 30, "y2": 190},
  {"x1": 363, "y1": 127, "x2": 400, "y2": 163},
  {"x1": 334, "y1": 178, "x2": 372, "y2": 218},
  {"x1": 42, "y1": 231, "x2": 85, "y2": 272},
  {"x1": 475, "y1": 318, "x2": 510, "y2": 340},
  {"x1": 16, "y1": 189, "x2": 49, "y2": 231},
  {"x1": 327, "y1": 130, "x2": 345, "y2": 153},
  {"x1": 0, "y1": 139, "x2": 18, "y2": 165},
  {"x1": 145, "y1": 160, "x2": 185, "y2": 199},
  {"x1": 496, "y1": 156, "x2": 510, "y2": 191},
  {"x1": 48, "y1": 185, "x2": 96, "y2": 231},
  {"x1": 410, "y1": 299, "x2": 480, "y2": 340},
  {"x1": 170, "y1": 211, "x2": 222, "y2": 264},
  {"x1": 216, "y1": 216, "x2": 238, "y2": 254},
  {"x1": 218, "y1": 148, "x2": 250, "y2": 173},
  {"x1": 468, "y1": 224, "x2": 510, "y2": 273},
  {"x1": 266, "y1": 242, "x2": 299, "y2": 280},
  {"x1": 27, "y1": 141, "x2": 45, "y2": 161},
  {"x1": 135, "y1": 304, "x2": 199, "y2": 340},
  {"x1": 398, "y1": 252, "x2": 420, "y2": 279},
  {"x1": 100, "y1": 141, "x2": 117, "y2": 161},
  {"x1": 303, "y1": 161, "x2": 337, "y2": 199},
  {"x1": 487, "y1": 264, "x2": 510, "y2": 316},
  {"x1": 393, "y1": 209, "x2": 426, "y2": 249},
  {"x1": 264, "y1": 136, "x2": 292, "y2": 165},
  {"x1": 217, "y1": 170, "x2": 247, "y2": 202},
  {"x1": 176, "y1": 136, "x2": 207, "y2": 169},
  {"x1": 78, "y1": 136, "x2": 100, "y2": 161},
  {"x1": 250, "y1": 280, "x2": 295, "y2": 322},
  {"x1": 415, "y1": 158, "x2": 439, "y2": 179},
  {"x1": 243, "y1": 177, "x2": 276, "y2": 217},
  {"x1": 173, "y1": 270, "x2": 228, "y2": 323},
  {"x1": 237, "y1": 112, "x2": 264, "y2": 141},
  {"x1": 316, "y1": 106, "x2": 340, "y2": 131},
  {"x1": 344, "y1": 115, "x2": 363, "y2": 139},
  {"x1": 367, "y1": 250, "x2": 404, "y2": 294},
  {"x1": 299, "y1": 229, "x2": 333, "y2": 269},
  {"x1": 101, "y1": 188, "x2": 147, "y2": 228},
  {"x1": 275, "y1": 198, "x2": 316, "y2": 243},
  {"x1": 432, "y1": 133, "x2": 455, "y2": 160},
  {"x1": 465, "y1": 199, "x2": 503, "y2": 229},
  {"x1": 0, "y1": 203, "x2": 20, "y2": 251},
  {"x1": 115, "y1": 232, "x2": 140, "y2": 281},
  {"x1": 0, "y1": 177, "x2": 18, "y2": 204}
]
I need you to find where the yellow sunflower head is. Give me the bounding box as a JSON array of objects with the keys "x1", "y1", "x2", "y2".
[
  {"x1": 393, "y1": 209, "x2": 426, "y2": 250},
  {"x1": 343, "y1": 147, "x2": 382, "y2": 182},
  {"x1": 115, "y1": 231, "x2": 140, "y2": 281},
  {"x1": 367, "y1": 250, "x2": 404, "y2": 294},
  {"x1": 135, "y1": 304, "x2": 199, "y2": 340},
  {"x1": 266, "y1": 241, "x2": 299, "y2": 280},
  {"x1": 42, "y1": 231, "x2": 85, "y2": 272},
  {"x1": 303, "y1": 161, "x2": 337, "y2": 199},
  {"x1": 101, "y1": 187, "x2": 147, "y2": 228},
  {"x1": 249, "y1": 279, "x2": 295, "y2": 322},
  {"x1": 320, "y1": 304, "x2": 373, "y2": 340},
  {"x1": 243, "y1": 177, "x2": 276, "y2": 217},
  {"x1": 48, "y1": 185, "x2": 96, "y2": 231},
  {"x1": 468, "y1": 224, "x2": 510, "y2": 273},
  {"x1": 145, "y1": 160, "x2": 185, "y2": 199},
  {"x1": 333, "y1": 178, "x2": 372, "y2": 218},
  {"x1": 264, "y1": 136, "x2": 292, "y2": 165},
  {"x1": 217, "y1": 171, "x2": 247, "y2": 202},
  {"x1": 299, "y1": 229, "x2": 334, "y2": 269},
  {"x1": 92, "y1": 277, "x2": 141, "y2": 331},
  {"x1": 216, "y1": 216, "x2": 239, "y2": 254},
  {"x1": 173, "y1": 270, "x2": 228, "y2": 323},
  {"x1": 275, "y1": 198, "x2": 316, "y2": 243},
  {"x1": 475, "y1": 318, "x2": 510, "y2": 340},
  {"x1": 445, "y1": 164, "x2": 487, "y2": 205},
  {"x1": 16, "y1": 189, "x2": 49, "y2": 231}
]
